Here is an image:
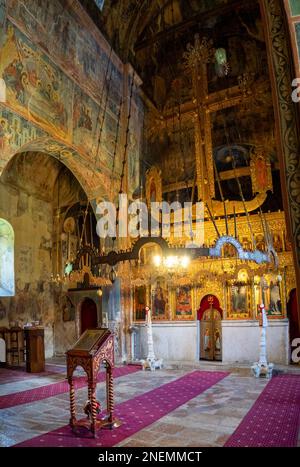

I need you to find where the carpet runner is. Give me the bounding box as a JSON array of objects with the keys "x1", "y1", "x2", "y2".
[
  {"x1": 14, "y1": 370, "x2": 228, "y2": 447},
  {"x1": 0, "y1": 365, "x2": 141, "y2": 409},
  {"x1": 0, "y1": 366, "x2": 62, "y2": 385},
  {"x1": 225, "y1": 374, "x2": 300, "y2": 447},
  {"x1": 0, "y1": 364, "x2": 88, "y2": 385}
]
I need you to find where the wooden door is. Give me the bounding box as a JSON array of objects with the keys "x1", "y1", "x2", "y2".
[
  {"x1": 80, "y1": 298, "x2": 98, "y2": 334},
  {"x1": 200, "y1": 308, "x2": 222, "y2": 361}
]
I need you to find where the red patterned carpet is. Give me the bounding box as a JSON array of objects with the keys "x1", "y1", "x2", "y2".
[
  {"x1": 225, "y1": 374, "x2": 300, "y2": 447},
  {"x1": 14, "y1": 370, "x2": 229, "y2": 447},
  {"x1": 0, "y1": 365, "x2": 63, "y2": 384},
  {"x1": 0, "y1": 365, "x2": 141, "y2": 409}
]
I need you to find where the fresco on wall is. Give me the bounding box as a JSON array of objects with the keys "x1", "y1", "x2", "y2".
[
  {"x1": 100, "y1": 113, "x2": 119, "y2": 173},
  {"x1": 7, "y1": 0, "x2": 123, "y2": 105},
  {"x1": 0, "y1": 1, "x2": 142, "y2": 205},
  {"x1": 0, "y1": 299, "x2": 6, "y2": 320},
  {"x1": 73, "y1": 86, "x2": 123, "y2": 177},
  {"x1": 0, "y1": 23, "x2": 73, "y2": 140},
  {"x1": 0, "y1": 108, "x2": 44, "y2": 167},
  {"x1": 73, "y1": 86, "x2": 99, "y2": 158},
  {"x1": 0, "y1": 0, "x2": 6, "y2": 27},
  {"x1": 7, "y1": 280, "x2": 54, "y2": 328},
  {"x1": 295, "y1": 23, "x2": 300, "y2": 60},
  {"x1": 13, "y1": 137, "x2": 110, "y2": 201},
  {"x1": 2, "y1": 151, "x2": 61, "y2": 202},
  {"x1": 128, "y1": 93, "x2": 143, "y2": 195},
  {"x1": 62, "y1": 295, "x2": 75, "y2": 322}
]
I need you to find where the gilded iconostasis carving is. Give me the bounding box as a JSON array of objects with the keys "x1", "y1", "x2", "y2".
[{"x1": 140, "y1": 2, "x2": 278, "y2": 215}]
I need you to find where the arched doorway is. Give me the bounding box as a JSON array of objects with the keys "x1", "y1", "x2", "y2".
[
  {"x1": 80, "y1": 298, "x2": 98, "y2": 334},
  {"x1": 0, "y1": 149, "x2": 99, "y2": 357},
  {"x1": 198, "y1": 295, "x2": 223, "y2": 361}
]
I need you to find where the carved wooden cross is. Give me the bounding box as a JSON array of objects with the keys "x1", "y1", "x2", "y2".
[{"x1": 183, "y1": 34, "x2": 248, "y2": 203}]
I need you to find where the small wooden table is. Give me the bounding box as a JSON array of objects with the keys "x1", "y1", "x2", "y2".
[{"x1": 66, "y1": 328, "x2": 121, "y2": 436}]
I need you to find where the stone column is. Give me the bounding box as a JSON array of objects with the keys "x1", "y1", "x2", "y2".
[{"x1": 260, "y1": 0, "x2": 300, "y2": 331}]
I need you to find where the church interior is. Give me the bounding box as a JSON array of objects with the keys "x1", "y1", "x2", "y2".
[{"x1": 0, "y1": 0, "x2": 300, "y2": 449}]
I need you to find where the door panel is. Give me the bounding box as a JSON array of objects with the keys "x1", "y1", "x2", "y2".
[
  {"x1": 200, "y1": 308, "x2": 222, "y2": 361},
  {"x1": 80, "y1": 298, "x2": 98, "y2": 334}
]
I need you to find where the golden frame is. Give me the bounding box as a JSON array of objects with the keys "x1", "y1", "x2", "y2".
[
  {"x1": 170, "y1": 285, "x2": 195, "y2": 321},
  {"x1": 151, "y1": 276, "x2": 170, "y2": 321},
  {"x1": 226, "y1": 281, "x2": 252, "y2": 319},
  {"x1": 133, "y1": 285, "x2": 149, "y2": 322},
  {"x1": 253, "y1": 273, "x2": 286, "y2": 319}
]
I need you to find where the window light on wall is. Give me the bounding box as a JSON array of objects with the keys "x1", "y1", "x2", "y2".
[
  {"x1": 94, "y1": 0, "x2": 105, "y2": 11},
  {"x1": 0, "y1": 219, "x2": 15, "y2": 297}
]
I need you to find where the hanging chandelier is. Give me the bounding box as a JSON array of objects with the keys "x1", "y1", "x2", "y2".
[{"x1": 153, "y1": 254, "x2": 191, "y2": 269}]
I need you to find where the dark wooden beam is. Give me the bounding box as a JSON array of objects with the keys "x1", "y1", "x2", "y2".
[{"x1": 134, "y1": 0, "x2": 256, "y2": 52}]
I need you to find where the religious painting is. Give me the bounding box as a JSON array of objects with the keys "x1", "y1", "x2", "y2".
[
  {"x1": 272, "y1": 233, "x2": 283, "y2": 252},
  {"x1": 7, "y1": 0, "x2": 124, "y2": 105},
  {"x1": 254, "y1": 274, "x2": 285, "y2": 319},
  {"x1": 222, "y1": 242, "x2": 237, "y2": 258},
  {"x1": 62, "y1": 296, "x2": 75, "y2": 322},
  {"x1": 134, "y1": 286, "x2": 147, "y2": 321},
  {"x1": 173, "y1": 286, "x2": 194, "y2": 320},
  {"x1": 128, "y1": 98, "x2": 143, "y2": 196},
  {"x1": 151, "y1": 278, "x2": 169, "y2": 320},
  {"x1": 255, "y1": 234, "x2": 266, "y2": 252},
  {"x1": 72, "y1": 86, "x2": 116, "y2": 173},
  {"x1": 227, "y1": 282, "x2": 251, "y2": 319},
  {"x1": 73, "y1": 87, "x2": 97, "y2": 157},
  {"x1": 145, "y1": 166, "x2": 162, "y2": 205},
  {"x1": 0, "y1": 107, "x2": 43, "y2": 161},
  {"x1": 250, "y1": 151, "x2": 273, "y2": 194},
  {"x1": 0, "y1": 23, "x2": 73, "y2": 140}
]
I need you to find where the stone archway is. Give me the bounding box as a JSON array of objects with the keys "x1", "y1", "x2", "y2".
[
  {"x1": 0, "y1": 145, "x2": 104, "y2": 357},
  {"x1": 0, "y1": 136, "x2": 111, "y2": 209}
]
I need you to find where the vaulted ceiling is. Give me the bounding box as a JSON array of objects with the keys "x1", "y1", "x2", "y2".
[
  {"x1": 1, "y1": 152, "x2": 86, "y2": 206},
  {"x1": 80, "y1": 0, "x2": 246, "y2": 60},
  {"x1": 80, "y1": 1, "x2": 279, "y2": 209}
]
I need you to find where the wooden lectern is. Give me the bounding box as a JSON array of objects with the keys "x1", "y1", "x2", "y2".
[{"x1": 66, "y1": 328, "x2": 120, "y2": 436}]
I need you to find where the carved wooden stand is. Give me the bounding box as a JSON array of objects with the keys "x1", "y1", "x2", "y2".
[{"x1": 66, "y1": 328, "x2": 121, "y2": 437}]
